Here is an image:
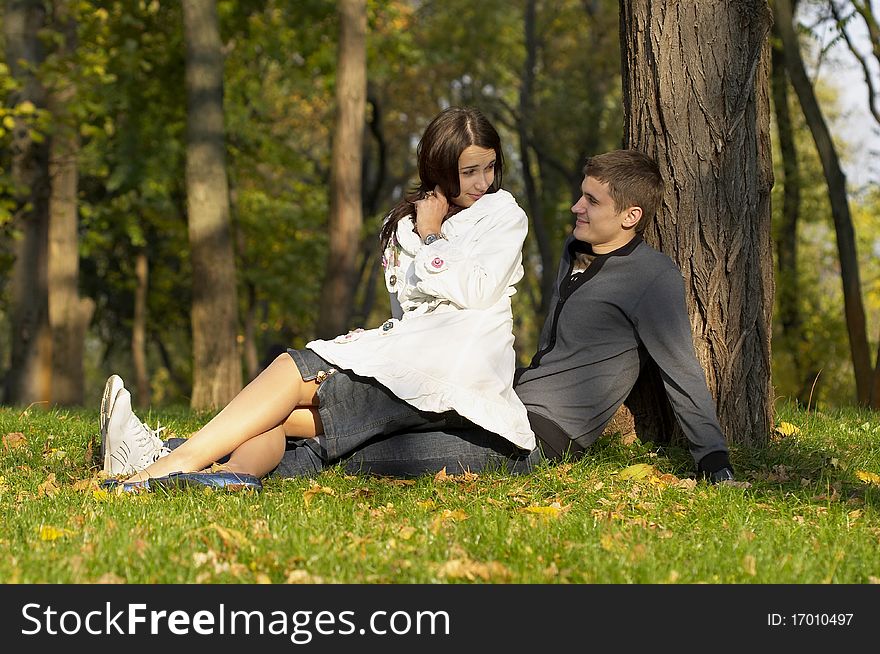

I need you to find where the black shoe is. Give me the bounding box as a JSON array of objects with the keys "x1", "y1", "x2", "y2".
[{"x1": 708, "y1": 467, "x2": 735, "y2": 484}]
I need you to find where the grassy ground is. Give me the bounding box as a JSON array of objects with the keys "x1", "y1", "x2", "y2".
[{"x1": 0, "y1": 401, "x2": 878, "y2": 584}]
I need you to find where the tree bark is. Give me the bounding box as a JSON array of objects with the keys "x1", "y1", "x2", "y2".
[
  {"x1": 182, "y1": 0, "x2": 242, "y2": 408},
  {"x1": 774, "y1": 0, "x2": 873, "y2": 405},
  {"x1": 315, "y1": 0, "x2": 367, "y2": 339},
  {"x1": 4, "y1": 0, "x2": 52, "y2": 406},
  {"x1": 47, "y1": 0, "x2": 95, "y2": 406},
  {"x1": 619, "y1": 0, "x2": 775, "y2": 448}
]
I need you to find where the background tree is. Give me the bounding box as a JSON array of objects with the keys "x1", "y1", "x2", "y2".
[
  {"x1": 825, "y1": 0, "x2": 880, "y2": 405},
  {"x1": 315, "y1": 0, "x2": 367, "y2": 338},
  {"x1": 3, "y1": 0, "x2": 52, "y2": 406},
  {"x1": 182, "y1": 0, "x2": 242, "y2": 408},
  {"x1": 770, "y1": 12, "x2": 811, "y2": 406},
  {"x1": 46, "y1": 0, "x2": 95, "y2": 406},
  {"x1": 619, "y1": 0, "x2": 776, "y2": 448},
  {"x1": 775, "y1": 0, "x2": 874, "y2": 406}
]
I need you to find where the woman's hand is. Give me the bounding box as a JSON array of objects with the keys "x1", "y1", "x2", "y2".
[{"x1": 413, "y1": 185, "x2": 449, "y2": 241}]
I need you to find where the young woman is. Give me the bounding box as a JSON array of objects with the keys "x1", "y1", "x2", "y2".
[{"x1": 102, "y1": 106, "x2": 535, "y2": 490}]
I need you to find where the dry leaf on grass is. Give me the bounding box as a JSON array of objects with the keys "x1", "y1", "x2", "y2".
[
  {"x1": 303, "y1": 480, "x2": 336, "y2": 506},
  {"x1": 285, "y1": 569, "x2": 324, "y2": 584},
  {"x1": 207, "y1": 523, "x2": 252, "y2": 551},
  {"x1": 856, "y1": 470, "x2": 880, "y2": 486},
  {"x1": 615, "y1": 463, "x2": 656, "y2": 480},
  {"x1": 434, "y1": 467, "x2": 479, "y2": 483},
  {"x1": 3, "y1": 432, "x2": 26, "y2": 451},
  {"x1": 519, "y1": 501, "x2": 570, "y2": 519},
  {"x1": 436, "y1": 558, "x2": 510, "y2": 581},
  {"x1": 95, "y1": 573, "x2": 126, "y2": 584},
  {"x1": 380, "y1": 478, "x2": 416, "y2": 486},
  {"x1": 38, "y1": 525, "x2": 74, "y2": 541},
  {"x1": 37, "y1": 473, "x2": 60, "y2": 497},
  {"x1": 773, "y1": 421, "x2": 801, "y2": 440},
  {"x1": 430, "y1": 509, "x2": 468, "y2": 534},
  {"x1": 71, "y1": 478, "x2": 95, "y2": 492}
]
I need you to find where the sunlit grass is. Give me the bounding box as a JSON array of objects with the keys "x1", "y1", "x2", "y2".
[{"x1": 1, "y1": 403, "x2": 878, "y2": 583}]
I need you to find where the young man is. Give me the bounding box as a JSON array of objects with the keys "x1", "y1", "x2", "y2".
[{"x1": 512, "y1": 149, "x2": 733, "y2": 481}]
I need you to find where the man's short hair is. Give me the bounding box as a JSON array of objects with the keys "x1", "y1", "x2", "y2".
[{"x1": 583, "y1": 150, "x2": 664, "y2": 234}]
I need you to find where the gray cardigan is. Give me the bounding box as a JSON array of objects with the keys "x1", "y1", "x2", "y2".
[{"x1": 514, "y1": 235, "x2": 728, "y2": 467}]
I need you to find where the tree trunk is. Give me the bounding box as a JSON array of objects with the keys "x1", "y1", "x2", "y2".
[
  {"x1": 518, "y1": 0, "x2": 555, "y2": 316},
  {"x1": 4, "y1": 0, "x2": 52, "y2": 407},
  {"x1": 770, "y1": 17, "x2": 814, "y2": 406},
  {"x1": 619, "y1": 0, "x2": 775, "y2": 448},
  {"x1": 132, "y1": 250, "x2": 151, "y2": 407},
  {"x1": 47, "y1": 0, "x2": 95, "y2": 406},
  {"x1": 182, "y1": 0, "x2": 242, "y2": 408},
  {"x1": 774, "y1": 0, "x2": 873, "y2": 405},
  {"x1": 315, "y1": 0, "x2": 367, "y2": 339}
]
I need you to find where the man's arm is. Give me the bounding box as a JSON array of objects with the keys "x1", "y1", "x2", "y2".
[{"x1": 631, "y1": 266, "x2": 732, "y2": 476}]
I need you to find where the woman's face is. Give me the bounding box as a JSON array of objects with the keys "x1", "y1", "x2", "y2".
[{"x1": 450, "y1": 145, "x2": 496, "y2": 208}]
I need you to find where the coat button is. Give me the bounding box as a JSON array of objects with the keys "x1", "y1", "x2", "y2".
[{"x1": 389, "y1": 274, "x2": 397, "y2": 286}]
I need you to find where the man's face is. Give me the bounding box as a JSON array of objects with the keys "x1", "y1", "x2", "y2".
[{"x1": 570, "y1": 176, "x2": 639, "y2": 253}]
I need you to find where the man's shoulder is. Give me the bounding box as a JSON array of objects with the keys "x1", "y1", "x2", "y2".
[{"x1": 629, "y1": 239, "x2": 681, "y2": 275}]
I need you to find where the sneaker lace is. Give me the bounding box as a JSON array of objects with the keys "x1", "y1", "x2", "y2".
[{"x1": 133, "y1": 420, "x2": 171, "y2": 464}]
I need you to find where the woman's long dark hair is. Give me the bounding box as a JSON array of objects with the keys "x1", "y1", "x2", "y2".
[{"x1": 379, "y1": 106, "x2": 503, "y2": 252}]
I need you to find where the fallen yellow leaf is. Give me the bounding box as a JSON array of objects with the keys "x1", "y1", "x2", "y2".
[
  {"x1": 38, "y1": 525, "x2": 73, "y2": 541},
  {"x1": 774, "y1": 421, "x2": 801, "y2": 437},
  {"x1": 285, "y1": 569, "x2": 324, "y2": 584},
  {"x1": 436, "y1": 558, "x2": 510, "y2": 581},
  {"x1": 616, "y1": 463, "x2": 655, "y2": 480},
  {"x1": 430, "y1": 509, "x2": 468, "y2": 534},
  {"x1": 519, "y1": 501, "x2": 569, "y2": 518},
  {"x1": 208, "y1": 523, "x2": 251, "y2": 550},
  {"x1": 855, "y1": 470, "x2": 880, "y2": 486},
  {"x1": 303, "y1": 481, "x2": 336, "y2": 506},
  {"x1": 398, "y1": 526, "x2": 417, "y2": 540}
]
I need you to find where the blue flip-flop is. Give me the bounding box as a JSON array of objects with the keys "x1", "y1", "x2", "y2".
[{"x1": 102, "y1": 471, "x2": 262, "y2": 493}]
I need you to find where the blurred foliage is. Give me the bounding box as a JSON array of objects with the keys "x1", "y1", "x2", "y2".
[
  {"x1": 0, "y1": 0, "x2": 877, "y2": 408},
  {"x1": 770, "y1": 65, "x2": 880, "y2": 409}
]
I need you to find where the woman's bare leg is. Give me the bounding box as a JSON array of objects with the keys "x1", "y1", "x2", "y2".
[
  {"x1": 218, "y1": 426, "x2": 287, "y2": 477},
  {"x1": 126, "y1": 354, "x2": 320, "y2": 481},
  {"x1": 216, "y1": 408, "x2": 323, "y2": 477}
]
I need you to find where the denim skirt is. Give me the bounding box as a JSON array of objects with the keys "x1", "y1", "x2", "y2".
[{"x1": 274, "y1": 348, "x2": 541, "y2": 478}]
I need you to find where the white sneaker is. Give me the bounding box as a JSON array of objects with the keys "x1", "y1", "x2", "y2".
[
  {"x1": 103, "y1": 387, "x2": 171, "y2": 476},
  {"x1": 100, "y1": 375, "x2": 125, "y2": 461}
]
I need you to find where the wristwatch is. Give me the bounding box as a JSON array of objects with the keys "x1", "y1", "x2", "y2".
[{"x1": 423, "y1": 233, "x2": 445, "y2": 245}]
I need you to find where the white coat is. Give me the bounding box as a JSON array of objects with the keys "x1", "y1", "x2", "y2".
[{"x1": 306, "y1": 189, "x2": 535, "y2": 450}]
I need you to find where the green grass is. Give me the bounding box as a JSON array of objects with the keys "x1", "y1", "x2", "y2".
[{"x1": 1, "y1": 401, "x2": 879, "y2": 584}]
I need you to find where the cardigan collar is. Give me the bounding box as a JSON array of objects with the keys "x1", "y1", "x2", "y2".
[{"x1": 567, "y1": 233, "x2": 642, "y2": 260}]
